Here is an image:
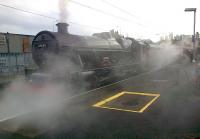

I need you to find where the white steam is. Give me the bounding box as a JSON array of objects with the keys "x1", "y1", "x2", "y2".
[
  {"x1": 0, "y1": 54, "x2": 81, "y2": 137},
  {"x1": 59, "y1": 0, "x2": 69, "y2": 22},
  {"x1": 0, "y1": 39, "x2": 193, "y2": 137},
  {"x1": 147, "y1": 41, "x2": 182, "y2": 70}
]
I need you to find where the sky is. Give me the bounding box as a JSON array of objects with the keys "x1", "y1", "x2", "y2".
[{"x1": 0, "y1": 0, "x2": 200, "y2": 42}]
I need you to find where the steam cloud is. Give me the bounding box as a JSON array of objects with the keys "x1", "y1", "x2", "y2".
[
  {"x1": 0, "y1": 36, "x2": 196, "y2": 137},
  {"x1": 59, "y1": 0, "x2": 68, "y2": 22},
  {"x1": 0, "y1": 54, "x2": 82, "y2": 137}
]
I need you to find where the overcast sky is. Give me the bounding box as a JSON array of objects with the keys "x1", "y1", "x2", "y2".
[{"x1": 0, "y1": 0, "x2": 200, "y2": 41}]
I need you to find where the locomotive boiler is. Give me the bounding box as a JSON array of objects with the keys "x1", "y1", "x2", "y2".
[{"x1": 31, "y1": 22, "x2": 147, "y2": 87}]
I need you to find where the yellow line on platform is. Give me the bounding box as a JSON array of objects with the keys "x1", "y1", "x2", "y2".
[
  {"x1": 93, "y1": 92, "x2": 124, "y2": 107},
  {"x1": 139, "y1": 94, "x2": 160, "y2": 113},
  {"x1": 96, "y1": 106, "x2": 142, "y2": 113},
  {"x1": 93, "y1": 91, "x2": 160, "y2": 113},
  {"x1": 123, "y1": 91, "x2": 159, "y2": 96}
]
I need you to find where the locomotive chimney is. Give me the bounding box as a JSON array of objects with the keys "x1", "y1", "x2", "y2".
[{"x1": 56, "y1": 22, "x2": 69, "y2": 34}]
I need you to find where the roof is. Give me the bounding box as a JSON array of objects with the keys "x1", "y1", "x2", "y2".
[{"x1": 0, "y1": 32, "x2": 35, "y2": 37}]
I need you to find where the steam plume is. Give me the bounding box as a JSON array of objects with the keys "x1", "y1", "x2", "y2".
[{"x1": 59, "y1": 0, "x2": 68, "y2": 22}]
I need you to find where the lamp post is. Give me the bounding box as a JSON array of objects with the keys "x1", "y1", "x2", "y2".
[{"x1": 184, "y1": 8, "x2": 197, "y2": 63}]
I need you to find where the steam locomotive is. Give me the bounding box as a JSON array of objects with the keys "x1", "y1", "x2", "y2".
[{"x1": 31, "y1": 22, "x2": 149, "y2": 87}]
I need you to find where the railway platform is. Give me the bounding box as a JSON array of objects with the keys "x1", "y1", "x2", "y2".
[{"x1": 0, "y1": 62, "x2": 199, "y2": 139}]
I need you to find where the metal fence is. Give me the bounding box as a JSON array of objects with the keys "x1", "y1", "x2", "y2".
[{"x1": 0, "y1": 53, "x2": 36, "y2": 76}]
